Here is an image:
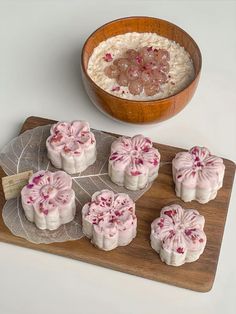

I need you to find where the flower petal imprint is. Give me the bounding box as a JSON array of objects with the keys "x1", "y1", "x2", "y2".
[
  {"x1": 108, "y1": 134, "x2": 161, "y2": 190},
  {"x1": 172, "y1": 146, "x2": 225, "y2": 203},
  {"x1": 21, "y1": 170, "x2": 76, "y2": 230},
  {"x1": 150, "y1": 204, "x2": 207, "y2": 266},
  {"x1": 82, "y1": 189, "x2": 137, "y2": 251},
  {"x1": 46, "y1": 121, "x2": 96, "y2": 174}
]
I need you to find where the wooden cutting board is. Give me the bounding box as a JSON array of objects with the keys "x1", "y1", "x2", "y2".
[{"x1": 0, "y1": 116, "x2": 235, "y2": 292}]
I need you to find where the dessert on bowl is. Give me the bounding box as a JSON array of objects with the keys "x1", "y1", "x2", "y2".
[
  {"x1": 88, "y1": 33, "x2": 194, "y2": 101},
  {"x1": 82, "y1": 190, "x2": 137, "y2": 251},
  {"x1": 46, "y1": 120, "x2": 96, "y2": 174},
  {"x1": 172, "y1": 146, "x2": 225, "y2": 203},
  {"x1": 150, "y1": 204, "x2": 207, "y2": 266},
  {"x1": 108, "y1": 134, "x2": 161, "y2": 190},
  {"x1": 81, "y1": 16, "x2": 202, "y2": 124},
  {"x1": 21, "y1": 170, "x2": 76, "y2": 230}
]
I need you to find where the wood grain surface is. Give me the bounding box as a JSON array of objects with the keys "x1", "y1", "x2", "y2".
[
  {"x1": 0, "y1": 116, "x2": 235, "y2": 292},
  {"x1": 81, "y1": 16, "x2": 202, "y2": 124}
]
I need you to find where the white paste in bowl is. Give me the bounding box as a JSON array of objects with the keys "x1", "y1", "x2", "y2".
[{"x1": 87, "y1": 32, "x2": 195, "y2": 100}]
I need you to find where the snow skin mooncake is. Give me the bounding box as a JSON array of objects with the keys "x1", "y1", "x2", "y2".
[
  {"x1": 46, "y1": 121, "x2": 96, "y2": 174},
  {"x1": 82, "y1": 190, "x2": 137, "y2": 251},
  {"x1": 108, "y1": 135, "x2": 160, "y2": 190},
  {"x1": 150, "y1": 204, "x2": 207, "y2": 266},
  {"x1": 21, "y1": 170, "x2": 76, "y2": 230},
  {"x1": 172, "y1": 146, "x2": 225, "y2": 203}
]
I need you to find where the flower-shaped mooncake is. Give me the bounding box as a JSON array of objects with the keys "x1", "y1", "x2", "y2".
[
  {"x1": 46, "y1": 121, "x2": 96, "y2": 174},
  {"x1": 150, "y1": 204, "x2": 207, "y2": 266},
  {"x1": 108, "y1": 135, "x2": 160, "y2": 190},
  {"x1": 172, "y1": 146, "x2": 225, "y2": 203},
  {"x1": 82, "y1": 190, "x2": 137, "y2": 251},
  {"x1": 21, "y1": 170, "x2": 76, "y2": 230}
]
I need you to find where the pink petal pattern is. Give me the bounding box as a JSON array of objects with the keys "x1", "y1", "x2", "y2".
[
  {"x1": 151, "y1": 204, "x2": 207, "y2": 266},
  {"x1": 172, "y1": 146, "x2": 225, "y2": 203},
  {"x1": 82, "y1": 190, "x2": 137, "y2": 251},
  {"x1": 48, "y1": 121, "x2": 95, "y2": 154},
  {"x1": 109, "y1": 135, "x2": 160, "y2": 190},
  {"x1": 22, "y1": 170, "x2": 73, "y2": 208},
  {"x1": 21, "y1": 170, "x2": 76, "y2": 230},
  {"x1": 46, "y1": 121, "x2": 96, "y2": 174}
]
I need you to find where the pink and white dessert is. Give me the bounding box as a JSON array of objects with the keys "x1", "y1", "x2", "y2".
[
  {"x1": 82, "y1": 190, "x2": 137, "y2": 251},
  {"x1": 108, "y1": 135, "x2": 160, "y2": 190},
  {"x1": 46, "y1": 121, "x2": 96, "y2": 174},
  {"x1": 150, "y1": 204, "x2": 207, "y2": 266},
  {"x1": 21, "y1": 170, "x2": 76, "y2": 230},
  {"x1": 104, "y1": 46, "x2": 170, "y2": 97},
  {"x1": 87, "y1": 32, "x2": 194, "y2": 101},
  {"x1": 172, "y1": 146, "x2": 225, "y2": 203}
]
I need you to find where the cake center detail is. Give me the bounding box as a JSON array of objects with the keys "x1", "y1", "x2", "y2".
[{"x1": 40, "y1": 185, "x2": 58, "y2": 199}]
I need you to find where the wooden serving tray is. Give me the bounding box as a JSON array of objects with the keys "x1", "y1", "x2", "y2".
[{"x1": 0, "y1": 116, "x2": 235, "y2": 292}]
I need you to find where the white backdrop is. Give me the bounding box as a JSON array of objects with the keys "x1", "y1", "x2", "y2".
[{"x1": 0, "y1": 1, "x2": 235, "y2": 313}]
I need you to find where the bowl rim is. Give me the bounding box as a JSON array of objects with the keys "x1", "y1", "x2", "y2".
[{"x1": 81, "y1": 16, "x2": 202, "y2": 104}]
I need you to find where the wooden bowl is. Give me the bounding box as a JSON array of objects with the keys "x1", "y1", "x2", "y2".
[{"x1": 81, "y1": 16, "x2": 202, "y2": 124}]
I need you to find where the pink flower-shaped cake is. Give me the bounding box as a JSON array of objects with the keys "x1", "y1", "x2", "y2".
[
  {"x1": 82, "y1": 190, "x2": 137, "y2": 251},
  {"x1": 150, "y1": 204, "x2": 207, "y2": 266},
  {"x1": 46, "y1": 121, "x2": 96, "y2": 174},
  {"x1": 108, "y1": 135, "x2": 161, "y2": 190},
  {"x1": 172, "y1": 146, "x2": 225, "y2": 203},
  {"x1": 21, "y1": 170, "x2": 76, "y2": 230}
]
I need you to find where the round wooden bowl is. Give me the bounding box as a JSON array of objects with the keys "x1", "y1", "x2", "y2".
[{"x1": 81, "y1": 16, "x2": 202, "y2": 124}]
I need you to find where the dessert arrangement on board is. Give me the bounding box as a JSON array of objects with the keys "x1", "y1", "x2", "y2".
[
  {"x1": 1, "y1": 118, "x2": 226, "y2": 267},
  {"x1": 0, "y1": 17, "x2": 234, "y2": 291},
  {"x1": 1, "y1": 117, "x2": 234, "y2": 293}
]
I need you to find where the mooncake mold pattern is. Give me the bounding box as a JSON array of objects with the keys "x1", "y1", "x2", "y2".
[
  {"x1": 108, "y1": 135, "x2": 160, "y2": 190},
  {"x1": 21, "y1": 170, "x2": 76, "y2": 230},
  {"x1": 151, "y1": 204, "x2": 207, "y2": 266},
  {"x1": 82, "y1": 190, "x2": 137, "y2": 251},
  {"x1": 172, "y1": 146, "x2": 225, "y2": 203},
  {"x1": 46, "y1": 121, "x2": 96, "y2": 174}
]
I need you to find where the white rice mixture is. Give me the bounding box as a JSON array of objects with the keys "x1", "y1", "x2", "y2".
[{"x1": 87, "y1": 32, "x2": 195, "y2": 100}]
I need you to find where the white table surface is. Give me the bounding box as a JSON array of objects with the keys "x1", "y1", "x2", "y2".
[{"x1": 0, "y1": 1, "x2": 235, "y2": 313}]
